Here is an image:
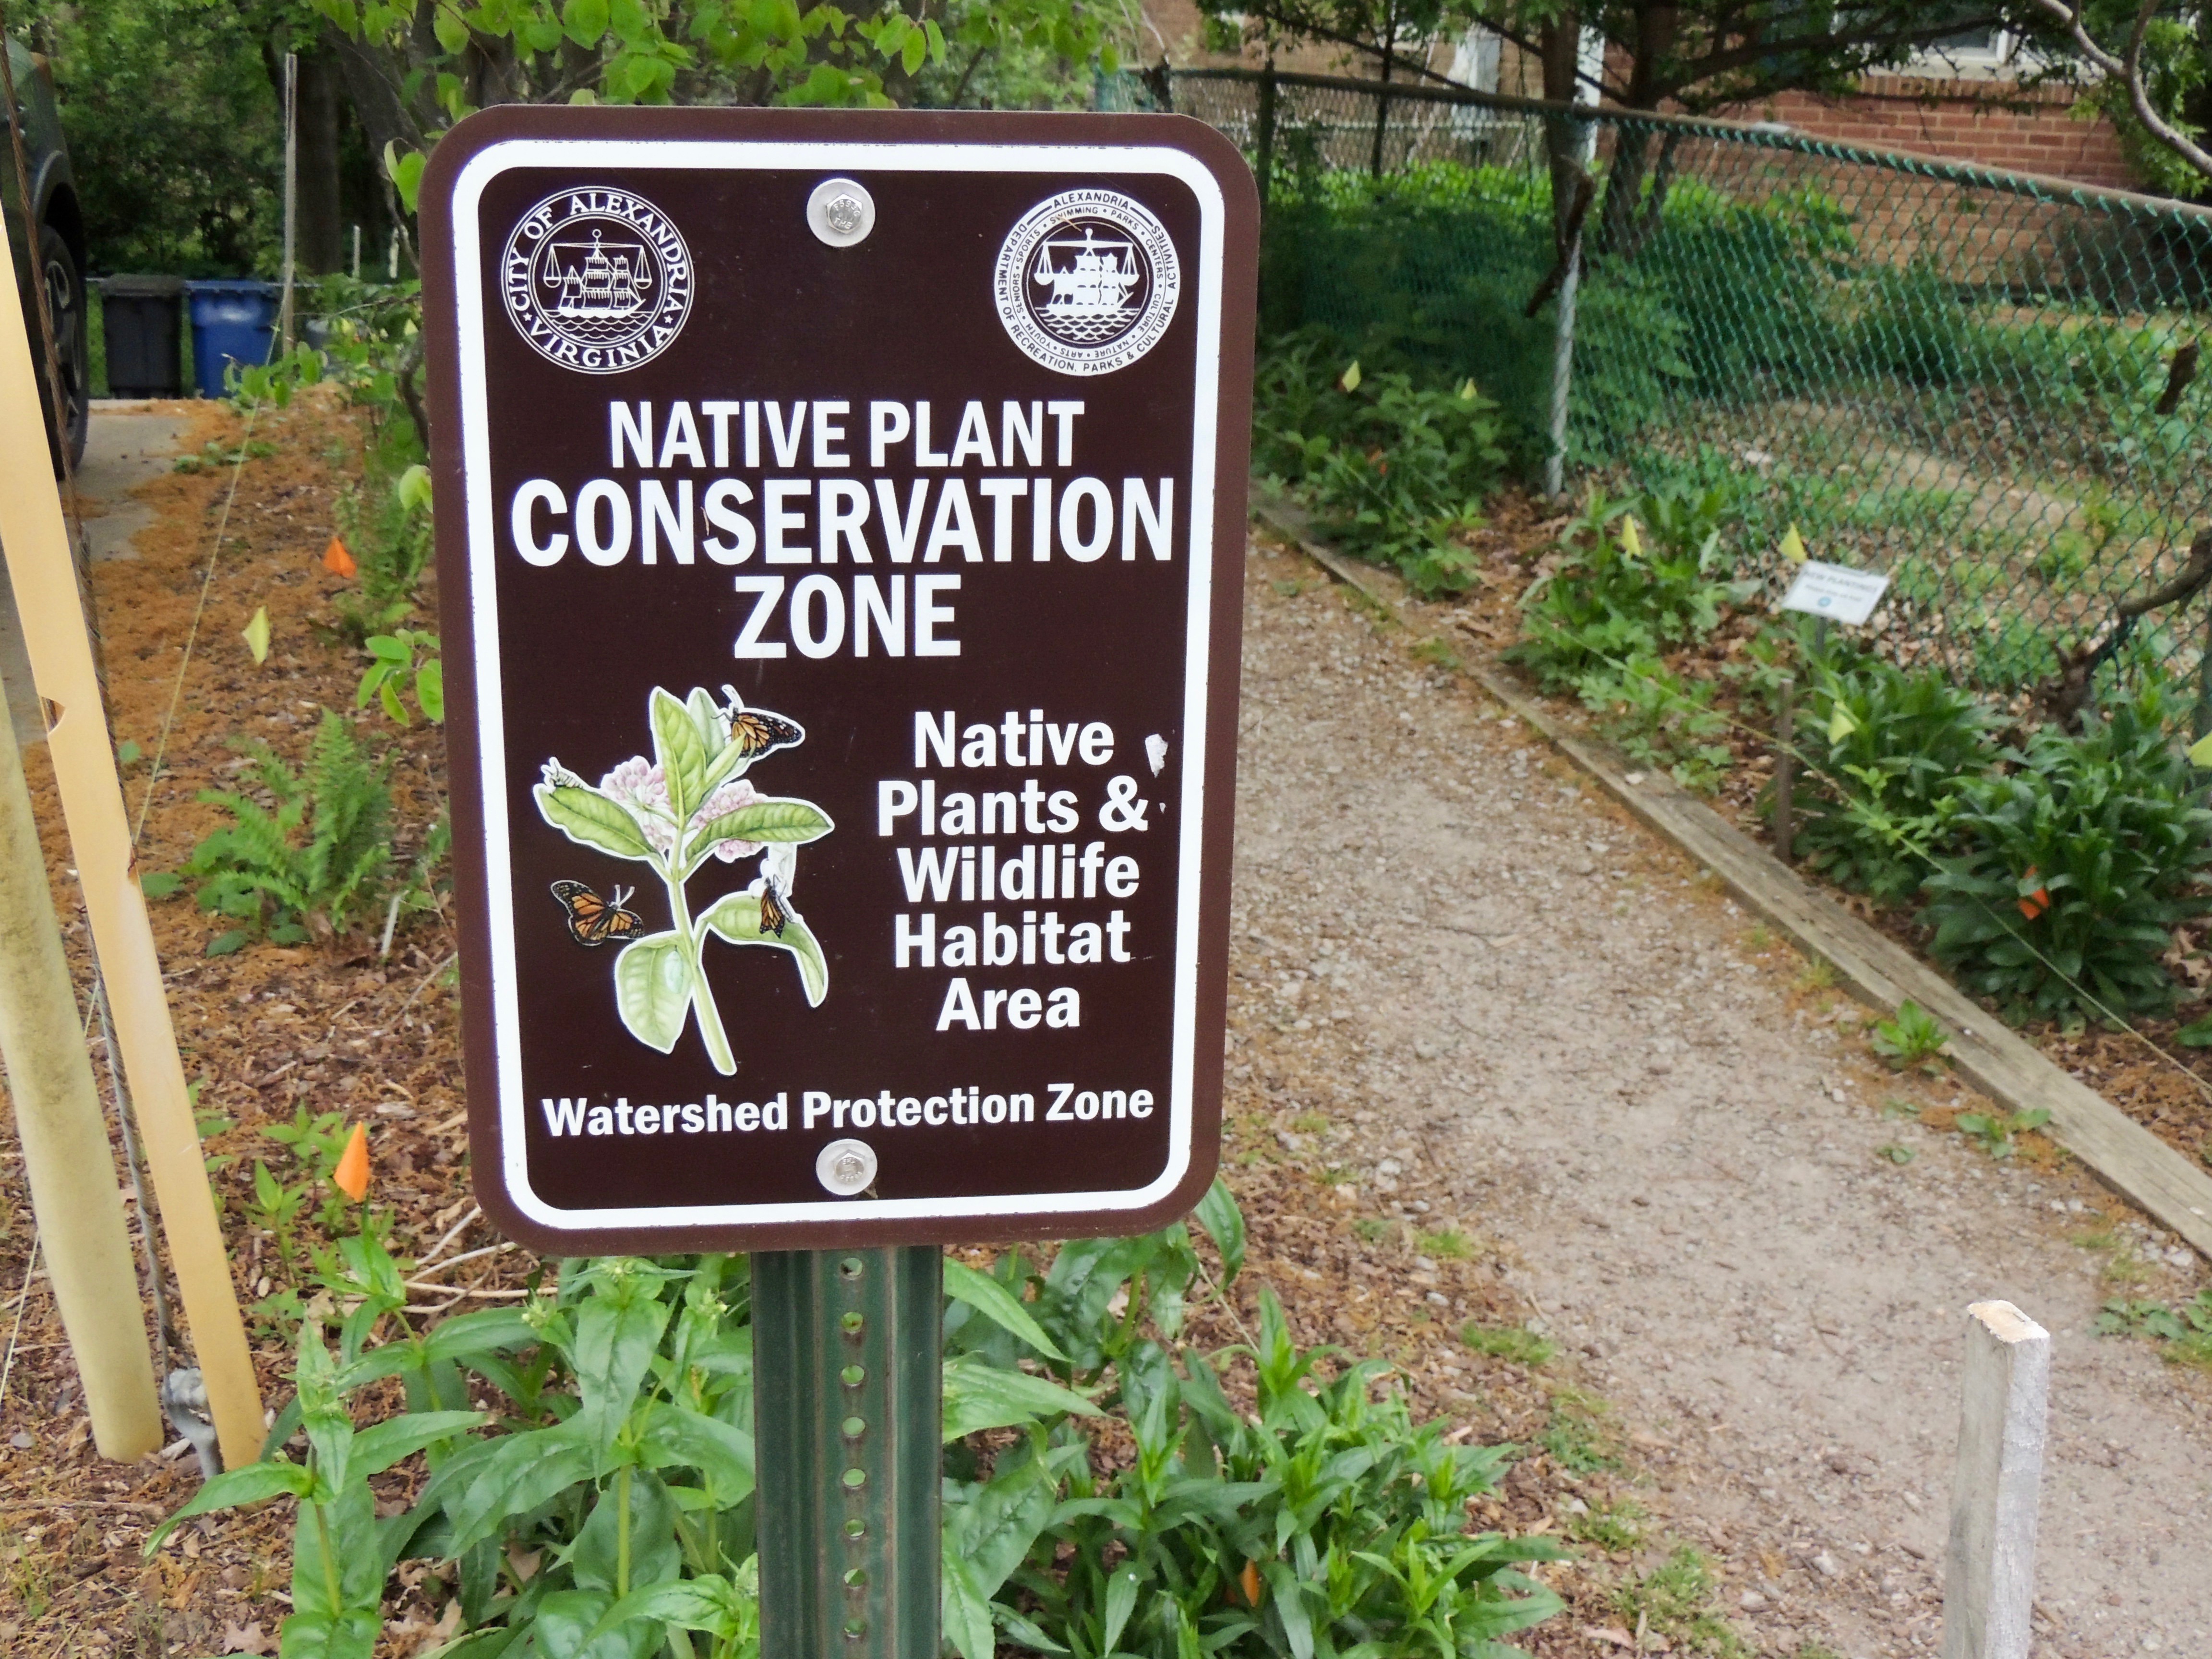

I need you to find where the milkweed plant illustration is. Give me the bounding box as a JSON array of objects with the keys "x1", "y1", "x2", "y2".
[{"x1": 534, "y1": 685, "x2": 832, "y2": 1075}]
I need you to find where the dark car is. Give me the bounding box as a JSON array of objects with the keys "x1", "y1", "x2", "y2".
[{"x1": 5, "y1": 37, "x2": 88, "y2": 473}]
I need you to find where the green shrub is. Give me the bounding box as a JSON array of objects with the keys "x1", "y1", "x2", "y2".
[
  {"x1": 1578, "y1": 658, "x2": 1733, "y2": 794},
  {"x1": 172, "y1": 712, "x2": 394, "y2": 951},
  {"x1": 1786, "y1": 654, "x2": 1996, "y2": 902},
  {"x1": 1921, "y1": 685, "x2": 2212, "y2": 1021},
  {"x1": 154, "y1": 1188, "x2": 1566, "y2": 1659},
  {"x1": 1254, "y1": 330, "x2": 1509, "y2": 596},
  {"x1": 1508, "y1": 486, "x2": 1754, "y2": 690}
]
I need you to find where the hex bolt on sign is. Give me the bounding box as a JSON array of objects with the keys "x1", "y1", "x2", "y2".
[
  {"x1": 808, "y1": 179, "x2": 876, "y2": 248},
  {"x1": 817, "y1": 1138, "x2": 878, "y2": 1197}
]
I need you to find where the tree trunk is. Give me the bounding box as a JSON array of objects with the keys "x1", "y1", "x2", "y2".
[
  {"x1": 296, "y1": 51, "x2": 345, "y2": 275},
  {"x1": 1591, "y1": 1, "x2": 1683, "y2": 257},
  {"x1": 1540, "y1": 12, "x2": 1583, "y2": 249}
]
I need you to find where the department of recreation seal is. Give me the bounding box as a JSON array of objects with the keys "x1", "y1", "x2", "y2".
[
  {"x1": 994, "y1": 189, "x2": 1179, "y2": 376},
  {"x1": 502, "y1": 188, "x2": 692, "y2": 373}
]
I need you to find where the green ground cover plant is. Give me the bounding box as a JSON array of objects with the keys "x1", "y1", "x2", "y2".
[
  {"x1": 1508, "y1": 487, "x2": 1754, "y2": 695},
  {"x1": 1922, "y1": 682, "x2": 2212, "y2": 1022},
  {"x1": 1786, "y1": 649, "x2": 1996, "y2": 903},
  {"x1": 157, "y1": 1187, "x2": 1566, "y2": 1659},
  {"x1": 151, "y1": 712, "x2": 395, "y2": 953},
  {"x1": 1253, "y1": 329, "x2": 1509, "y2": 596}
]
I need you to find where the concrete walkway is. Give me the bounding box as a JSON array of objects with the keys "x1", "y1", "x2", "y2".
[{"x1": 0, "y1": 403, "x2": 191, "y2": 741}]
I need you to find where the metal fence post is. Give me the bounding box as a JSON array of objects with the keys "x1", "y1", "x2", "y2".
[
  {"x1": 1542, "y1": 219, "x2": 1583, "y2": 502},
  {"x1": 754, "y1": 1247, "x2": 942, "y2": 1659},
  {"x1": 1255, "y1": 61, "x2": 1279, "y2": 219},
  {"x1": 1773, "y1": 675, "x2": 1795, "y2": 863}
]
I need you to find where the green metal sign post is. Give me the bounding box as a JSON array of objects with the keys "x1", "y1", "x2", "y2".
[{"x1": 754, "y1": 1249, "x2": 943, "y2": 1659}]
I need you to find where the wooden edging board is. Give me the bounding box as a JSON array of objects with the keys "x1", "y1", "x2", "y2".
[{"x1": 1250, "y1": 488, "x2": 2212, "y2": 1263}]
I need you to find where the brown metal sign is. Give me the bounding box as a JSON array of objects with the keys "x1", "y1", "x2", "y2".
[{"x1": 421, "y1": 108, "x2": 1255, "y2": 1253}]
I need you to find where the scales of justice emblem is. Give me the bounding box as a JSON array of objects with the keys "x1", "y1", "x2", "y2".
[
  {"x1": 996, "y1": 189, "x2": 1179, "y2": 376},
  {"x1": 501, "y1": 187, "x2": 693, "y2": 373}
]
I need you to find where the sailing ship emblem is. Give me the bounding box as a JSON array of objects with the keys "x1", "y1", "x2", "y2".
[
  {"x1": 995, "y1": 190, "x2": 1180, "y2": 377},
  {"x1": 544, "y1": 229, "x2": 653, "y2": 322},
  {"x1": 501, "y1": 188, "x2": 693, "y2": 374},
  {"x1": 1030, "y1": 224, "x2": 1145, "y2": 346}
]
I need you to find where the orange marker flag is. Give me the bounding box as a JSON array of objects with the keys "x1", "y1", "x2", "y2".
[
  {"x1": 2018, "y1": 865, "x2": 2051, "y2": 922},
  {"x1": 333, "y1": 1122, "x2": 370, "y2": 1203},
  {"x1": 323, "y1": 536, "x2": 357, "y2": 579}
]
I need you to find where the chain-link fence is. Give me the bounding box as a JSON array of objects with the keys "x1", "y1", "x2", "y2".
[{"x1": 1147, "y1": 66, "x2": 2212, "y2": 710}]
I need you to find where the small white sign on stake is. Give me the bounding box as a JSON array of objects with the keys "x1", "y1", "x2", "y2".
[{"x1": 1780, "y1": 560, "x2": 1890, "y2": 626}]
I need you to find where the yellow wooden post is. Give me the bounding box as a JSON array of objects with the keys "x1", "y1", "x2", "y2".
[
  {"x1": 0, "y1": 224, "x2": 265, "y2": 1468},
  {"x1": 0, "y1": 686, "x2": 162, "y2": 1459}
]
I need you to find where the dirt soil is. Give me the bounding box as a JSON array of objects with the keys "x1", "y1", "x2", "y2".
[{"x1": 0, "y1": 400, "x2": 2207, "y2": 1658}]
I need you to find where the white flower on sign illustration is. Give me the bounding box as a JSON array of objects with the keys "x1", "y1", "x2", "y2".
[
  {"x1": 534, "y1": 687, "x2": 831, "y2": 1075},
  {"x1": 598, "y1": 757, "x2": 769, "y2": 863}
]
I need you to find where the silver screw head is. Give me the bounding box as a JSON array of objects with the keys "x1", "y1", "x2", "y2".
[
  {"x1": 808, "y1": 179, "x2": 876, "y2": 248},
  {"x1": 816, "y1": 1137, "x2": 878, "y2": 1197}
]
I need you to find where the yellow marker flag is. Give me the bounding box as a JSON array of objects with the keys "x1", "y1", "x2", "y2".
[
  {"x1": 2189, "y1": 731, "x2": 2212, "y2": 769},
  {"x1": 1619, "y1": 516, "x2": 1644, "y2": 559},
  {"x1": 1828, "y1": 703, "x2": 1859, "y2": 743},
  {"x1": 1338, "y1": 361, "x2": 1362, "y2": 393},
  {"x1": 242, "y1": 606, "x2": 271, "y2": 665},
  {"x1": 1780, "y1": 523, "x2": 1809, "y2": 564}
]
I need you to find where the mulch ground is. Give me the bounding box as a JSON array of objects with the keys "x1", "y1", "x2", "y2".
[{"x1": 0, "y1": 397, "x2": 1660, "y2": 1654}]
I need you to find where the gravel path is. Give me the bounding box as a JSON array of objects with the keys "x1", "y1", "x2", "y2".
[{"x1": 1229, "y1": 539, "x2": 2212, "y2": 1659}]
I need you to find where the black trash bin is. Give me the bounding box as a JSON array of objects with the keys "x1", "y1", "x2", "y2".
[{"x1": 98, "y1": 275, "x2": 186, "y2": 398}]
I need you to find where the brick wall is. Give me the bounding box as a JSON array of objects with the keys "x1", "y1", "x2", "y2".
[{"x1": 1738, "y1": 78, "x2": 2139, "y2": 192}]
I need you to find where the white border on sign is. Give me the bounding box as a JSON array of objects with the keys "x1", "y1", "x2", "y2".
[{"x1": 450, "y1": 138, "x2": 1227, "y2": 1233}]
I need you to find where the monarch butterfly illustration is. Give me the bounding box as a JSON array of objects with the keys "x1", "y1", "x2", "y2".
[
  {"x1": 757, "y1": 877, "x2": 790, "y2": 938},
  {"x1": 551, "y1": 880, "x2": 646, "y2": 947},
  {"x1": 719, "y1": 686, "x2": 805, "y2": 762}
]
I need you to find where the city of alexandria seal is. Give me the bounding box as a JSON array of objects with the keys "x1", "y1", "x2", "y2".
[
  {"x1": 502, "y1": 188, "x2": 692, "y2": 373},
  {"x1": 993, "y1": 189, "x2": 1179, "y2": 376}
]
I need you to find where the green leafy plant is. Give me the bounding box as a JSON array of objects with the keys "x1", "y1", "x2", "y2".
[
  {"x1": 1869, "y1": 1000, "x2": 1948, "y2": 1072},
  {"x1": 246, "y1": 1160, "x2": 311, "y2": 1268},
  {"x1": 1922, "y1": 685, "x2": 2212, "y2": 1021},
  {"x1": 534, "y1": 686, "x2": 833, "y2": 1075},
  {"x1": 1576, "y1": 657, "x2": 1734, "y2": 794},
  {"x1": 356, "y1": 629, "x2": 443, "y2": 725},
  {"x1": 2097, "y1": 1289, "x2": 2212, "y2": 1367},
  {"x1": 149, "y1": 1325, "x2": 484, "y2": 1658},
  {"x1": 1253, "y1": 331, "x2": 1508, "y2": 597},
  {"x1": 178, "y1": 712, "x2": 394, "y2": 951},
  {"x1": 1954, "y1": 1107, "x2": 2051, "y2": 1160},
  {"x1": 325, "y1": 464, "x2": 435, "y2": 646},
  {"x1": 1509, "y1": 487, "x2": 1755, "y2": 691},
  {"x1": 1784, "y1": 653, "x2": 1996, "y2": 903},
  {"x1": 156, "y1": 1185, "x2": 1567, "y2": 1659},
  {"x1": 1874, "y1": 1142, "x2": 1916, "y2": 1165}
]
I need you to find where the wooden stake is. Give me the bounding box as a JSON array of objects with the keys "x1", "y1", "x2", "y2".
[
  {"x1": 0, "y1": 678, "x2": 161, "y2": 1459},
  {"x1": 1942, "y1": 1301, "x2": 2050, "y2": 1659},
  {"x1": 0, "y1": 212, "x2": 265, "y2": 1469},
  {"x1": 1773, "y1": 675, "x2": 1795, "y2": 864}
]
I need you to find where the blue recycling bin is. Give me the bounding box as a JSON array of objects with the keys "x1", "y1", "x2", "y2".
[{"x1": 182, "y1": 279, "x2": 279, "y2": 397}]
